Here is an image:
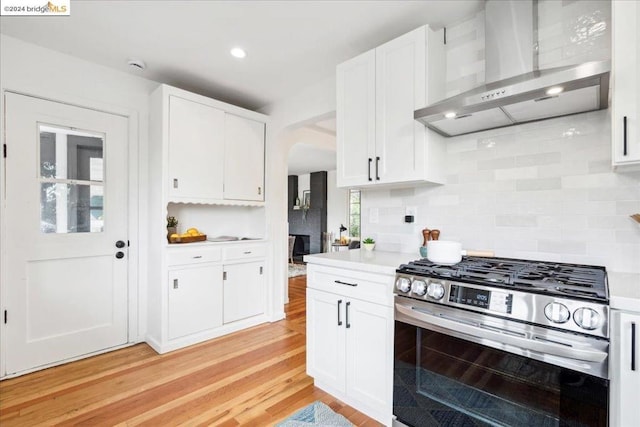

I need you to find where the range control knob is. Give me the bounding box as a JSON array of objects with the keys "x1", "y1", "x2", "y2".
[
  {"x1": 395, "y1": 277, "x2": 411, "y2": 293},
  {"x1": 411, "y1": 279, "x2": 427, "y2": 296},
  {"x1": 544, "y1": 302, "x2": 570, "y2": 323},
  {"x1": 427, "y1": 282, "x2": 445, "y2": 300},
  {"x1": 574, "y1": 308, "x2": 600, "y2": 330}
]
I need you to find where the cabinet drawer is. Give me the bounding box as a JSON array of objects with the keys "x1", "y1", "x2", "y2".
[
  {"x1": 223, "y1": 244, "x2": 266, "y2": 261},
  {"x1": 167, "y1": 246, "x2": 222, "y2": 266},
  {"x1": 307, "y1": 264, "x2": 393, "y2": 307}
]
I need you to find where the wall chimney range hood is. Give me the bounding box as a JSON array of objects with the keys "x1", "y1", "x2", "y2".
[{"x1": 415, "y1": 0, "x2": 611, "y2": 137}]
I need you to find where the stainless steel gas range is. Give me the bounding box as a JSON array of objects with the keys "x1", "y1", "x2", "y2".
[{"x1": 393, "y1": 256, "x2": 610, "y2": 427}]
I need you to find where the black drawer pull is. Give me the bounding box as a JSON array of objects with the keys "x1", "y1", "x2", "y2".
[
  {"x1": 337, "y1": 300, "x2": 343, "y2": 326},
  {"x1": 375, "y1": 156, "x2": 380, "y2": 180},
  {"x1": 334, "y1": 280, "x2": 358, "y2": 287},
  {"x1": 368, "y1": 158, "x2": 372, "y2": 181}
]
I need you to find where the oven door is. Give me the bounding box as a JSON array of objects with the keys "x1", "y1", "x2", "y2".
[{"x1": 393, "y1": 297, "x2": 609, "y2": 427}]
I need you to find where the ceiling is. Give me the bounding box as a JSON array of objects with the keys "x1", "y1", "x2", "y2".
[
  {"x1": 287, "y1": 123, "x2": 337, "y2": 175},
  {"x1": 0, "y1": 0, "x2": 483, "y2": 110}
]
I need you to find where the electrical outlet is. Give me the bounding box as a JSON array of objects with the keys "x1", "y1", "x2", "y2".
[
  {"x1": 406, "y1": 206, "x2": 417, "y2": 217},
  {"x1": 370, "y1": 208, "x2": 379, "y2": 224}
]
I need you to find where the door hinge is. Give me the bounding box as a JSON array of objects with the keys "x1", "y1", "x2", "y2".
[
  {"x1": 223, "y1": 271, "x2": 227, "y2": 280},
  {"x1": 3, "y1": 144, "x2": 6, "y2": 158},
  {"x1": 4, "y1": 310, "x2": 7, "y2": 324}
]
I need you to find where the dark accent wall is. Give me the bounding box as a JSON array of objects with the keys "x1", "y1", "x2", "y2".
[{"x1": 288, "y1": 172, "x2": 327, "y2": 255}]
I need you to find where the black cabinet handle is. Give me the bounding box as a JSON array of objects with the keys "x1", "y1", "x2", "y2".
[
  {"x1": 334, "y1": 280, "x2": 358, "y2": 287},
  {"x1": 368, "y1": 158, "x2": 372, "y2": 181},
  {"x1": 346, "y1": 301, "x2": 351, "y2": 328},
  {"x1": 115, "y1": 251, "x2": 124, "y2": 259},
  {"x1": 115, "y1": 240, "x2": 125, "y2": 248},
  {"x1": 623, "y1": 116, "x2": 628, "y2": 156},
  {"x1": 337, "y1": 300, "x2": 343, "y2": 326},
  {"x1": 375, "y1": 156, "x2": 380, "y2": 180},
  {"x1": 632, "y1": 322, "x2": 636, "y2": 371}
]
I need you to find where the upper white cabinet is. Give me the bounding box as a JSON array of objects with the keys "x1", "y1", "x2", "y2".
[
  {"x1": 612, "y1": 0, "x2": 640, "y2": 169},
  {"x1": 223, "y1": 114, "x2": 265, "y2": 201},
  {"x1": 337, "y1": 25, "x2": 445, "y2": 188},
  {"x1": 168, "y1": 96, "x2": 225, "y2": 200}
]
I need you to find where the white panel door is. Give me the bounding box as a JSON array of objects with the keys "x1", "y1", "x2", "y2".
[
  {"x1": 610, "y1": 310, "x2": 640, "y2": 427},
  {"x1": 345, "y1": 299, "x2": 393, "y2": 415},
  {"x1": 223, "y1": 114, "x2": 265, "y2": 201},
  {"x1": 168, "y1": 96, "x2": 225, "y2": 200},
  {"x1": 306, "y1": 288, "x2": 346, "y2": 393},
  {"x1": 336, "y1": 49, "x2": 376, "y2": 187},
  {"x1": 375, "y1": 26, "x2": 426, "y2": 183},
  {"x1": 4, "y1": 92, "x2": 129, "y2": 376},
  {"x1": 223, "y1": 262, "x2": 265, "y2": 323},
  {"x1": 168, "y1": 265, "x2": 223, "y2": 340}
]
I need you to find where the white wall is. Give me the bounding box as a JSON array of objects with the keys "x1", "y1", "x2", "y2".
[{"x1": 0, "y1": 35, "x2": 158, "y2": 355}]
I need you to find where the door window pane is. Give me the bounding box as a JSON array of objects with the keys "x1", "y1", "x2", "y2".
[{"x1": 39, "y1": 124, "x2": 105, "y2": 233}]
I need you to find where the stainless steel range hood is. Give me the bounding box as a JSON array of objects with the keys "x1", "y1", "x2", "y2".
[{"x1": 415, "y1": 0, "x2": 611, "y2": 137}]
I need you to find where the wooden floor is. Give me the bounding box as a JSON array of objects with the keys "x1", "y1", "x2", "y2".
[{"x1": 0, "y1": 274, "x2": 382, "y2": 426}]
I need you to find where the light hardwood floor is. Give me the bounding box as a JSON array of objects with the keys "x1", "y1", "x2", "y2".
[{"x1": 0, "y1": 274, "x2": 382, "y2": 426}]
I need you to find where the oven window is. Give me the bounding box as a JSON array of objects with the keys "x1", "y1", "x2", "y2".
[{"x1": 394, "y1": 321, "x2": 608, "y2": 427}]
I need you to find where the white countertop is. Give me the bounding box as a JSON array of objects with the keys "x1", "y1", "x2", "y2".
[
  {"x1": 304, "y1": 250, "x2": 640, "y2": 311},
  {"x1": 609, "y1": 272, "x2": 640, "y2": 312},
  {"x1": 304, "y1": 249, "x2": 417, "y2": 275}
]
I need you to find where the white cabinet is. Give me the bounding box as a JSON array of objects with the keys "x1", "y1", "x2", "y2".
[
  {"x1": 610, "y1": 309, "x2": 640, "y2": 427},
  {"x1": 336, "y1": 25, "x2": 445, "y2": 188},
  {"x1": 612, "y1": 0, "x2": 640, "y2": 169},
  {"x1": 168, "y1": 96, "x2": 225, "y2": 200},
  {"x1": 168, "y1": 264, "x2": 223, "y2": 340},
  {"x1": 223, "y1": 261, "x2": 265, "y2": 323},
  {"x1": 306, "y1": 264, "x2": 393, "y2": 425},
  {"x1": 223, "y1": 114, "x2": 265, "y2": 201}
]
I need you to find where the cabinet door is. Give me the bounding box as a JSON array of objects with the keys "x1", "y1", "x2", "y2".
[
  {"x1": 336, "y1": 49, "x2": 376, "y2": 187},
  {"x1": 306, "y1": 288, "x2": 346, "y2": 393},
  {"x1": 612, "y1": 1, "x2": 640, "y2": 166},
  {"x1": 345, "y1": 298, "x2": 393, "y2": 417},
  {"x1": 168, "y1": 264, "x2": 223, "y2": 340},
  {"x1": 223, "y1": 261, "x2": 265, "y2": 323},
  {"x1": 168, "y1": 96, "x2": 225, "y2": 200},
  {"x1": 375, "y1": 26, "x2": 427, "y2": 183},
  {"x1": 223, "y1": 114, "x2": 265, "y2": 201},
  {"x1": 611, "y1": 310, "x2": 640, "y2": 427}
]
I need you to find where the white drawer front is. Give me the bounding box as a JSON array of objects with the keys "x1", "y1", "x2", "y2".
[
  {"x1": 307, "y1": 264, "x2": 394, "y2": 307},
  {"x1": 167, "y1": 246, "x2": 222, "y2": 266},
  {"x1": 223, "y1": 244, "x2": 266, "y2": 261}
]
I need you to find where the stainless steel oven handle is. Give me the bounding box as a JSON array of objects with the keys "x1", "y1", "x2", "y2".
[{"x1": 396, "y1": 303, "x2": 607, "y2": 363}]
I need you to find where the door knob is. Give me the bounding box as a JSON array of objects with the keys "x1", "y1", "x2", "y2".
[
  {"x1": 115, "y1": 251, "x2": 125, "y2": 259},
  {"x1": 115, "y1": 240, "x2": 125, "y2": 248}
]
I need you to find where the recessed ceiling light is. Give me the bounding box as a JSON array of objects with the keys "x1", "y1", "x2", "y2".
[
  {"x1": 230, "y1": 47, "x2": 247, "y2": 59},
  {"x1": 444, "y1": 112, "x2": 457, "y2": 119},
  {"x1": 546, "y1": 86, "x2": 563, "y2": 96}
]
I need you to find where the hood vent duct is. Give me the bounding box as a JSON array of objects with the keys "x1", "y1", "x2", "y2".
[{"x1": 415, "y1": 0, "x2": 610, "y2": 137}]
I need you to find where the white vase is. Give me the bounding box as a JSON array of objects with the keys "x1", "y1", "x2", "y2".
[{"x1": 363, "y1": 243, "x2": 375, "y2": 252}]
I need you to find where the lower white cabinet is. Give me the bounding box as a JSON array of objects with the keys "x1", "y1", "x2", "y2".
[
  {"x1": 610, "y1": 309, "x2": 640, "y2": 427},
  {"x1": 168, "y1": 265, "x2": 223, "y2": 340},
  {"x1": 306, "y1": 264, "x2": 393, "y2": 425},
  {"x1": 148, "y1": 242, "x2": 268, "y2": 354},
  {"x1": 223, "y1": 262, "x2": 265, "y2": 323}
]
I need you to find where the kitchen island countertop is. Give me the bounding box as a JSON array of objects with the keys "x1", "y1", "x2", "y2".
[{"x1": 304, "y1": 249, "x2": 640, "y2": 311}]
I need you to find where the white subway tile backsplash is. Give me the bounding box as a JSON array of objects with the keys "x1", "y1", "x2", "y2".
[
  {"x1": 538, "y1": 239, "x2": 587, "y2": 255},
  {"x1": 515, "y1": 152, "x2": 562, "y2": 167},
  {"x1": 496, "y1": 215, "x2": 538, "y2": 227},
  {"x1": 516, "y1": 177, "x2": 562, "y2": 191}
]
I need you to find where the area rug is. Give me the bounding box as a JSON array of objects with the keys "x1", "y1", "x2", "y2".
[
  {"x1": 288, "y1": 263, "x2": 307, "y2": 278},
  {"x1": 275, "y1": 401, "x2": 352, "y2": 426}
]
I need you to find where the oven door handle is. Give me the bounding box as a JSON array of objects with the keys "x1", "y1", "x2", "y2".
[{"x1": 395, "y1": 303, "x2": 607, "y2": 363}]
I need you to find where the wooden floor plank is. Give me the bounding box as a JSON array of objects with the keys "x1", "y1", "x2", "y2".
[{"x1": 0, "y1": 274, "x2": 383, "y2": 426}]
